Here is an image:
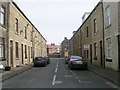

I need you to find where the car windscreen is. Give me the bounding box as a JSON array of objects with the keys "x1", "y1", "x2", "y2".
[{"x1": 71, "y1": 56, "x2": 83, "y2": 60}]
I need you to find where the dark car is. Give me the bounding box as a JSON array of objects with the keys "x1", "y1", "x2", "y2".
[
  {"x1": 33, "y1": 57, "x2": 47, "y2": 67},
  {"x1": 44, "y1": 56, "x2": 50, "y2": 64},
  {"x1": 67, "y1": 56, "x2": 88, "y2": 70}
]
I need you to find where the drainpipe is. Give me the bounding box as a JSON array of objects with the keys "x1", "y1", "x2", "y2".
[
  {"x1": 101, "y1": 1, "x2": 105, "y2": 68},
  {"x1": 6, "y1": 2, "x2": 10, "y2": 67},
  {"x1": 32, "y1": 27, "x2": 34, "y2": 60}
]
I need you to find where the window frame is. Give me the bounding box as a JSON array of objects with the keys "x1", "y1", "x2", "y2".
[
  {"x1": 0, "y1": 6, "x2": 6, "y2": 26},
  {"x1": 93, "y1": 18, "x2": 97, "y2": 34},
  {"x1": 15, "y1": 18, "x2": 19, "y2": 33},
  {"x1": 105, "y1": 5, "x2": 111, "y2": 28},
  {"x1": 0, "y1": 37, "x2": 5, "y2": 61},
  {"x1": 106, "y1": 37, "x2": 112, "y2": 59},
  {"x1": 24, "y1": 26, "x2": 27, "y2": 39},
  {"x1": 15, "y1": 42, "x2": 19, "y2": 59},
  {"x1": 86, "y1": 26, "x2": 89, "y2": 38}
]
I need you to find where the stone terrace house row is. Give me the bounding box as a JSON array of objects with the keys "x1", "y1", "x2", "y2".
[
  {"x1": 68, "y1": 1, "x2": 120, "y2": 71},
  {"x1": 0, "y1": 1, "x2": 47, "y2": 68},
  {"x1": 103, "y1": 1, "x2": 120, "y2": 71},
  {"x1": 69, "y1": 2, "x2": 104, "y2": 67}
]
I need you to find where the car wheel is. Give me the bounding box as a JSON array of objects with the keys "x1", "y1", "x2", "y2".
[
  {"x1": 34, "y1": 64, "x2": 37, "y2": 67},
  {"x1": 44, "y1": 63, "x2": 47, "y2": 67},
  {"x1": 85, "y1": 67, "x2": 88, "y2": 70},
  {"x1": 68, "y1": 65, "x2": 70, "y2": 68},
  {"x1": 69, "y1": 65, "x2": 73, "y2": 70}
]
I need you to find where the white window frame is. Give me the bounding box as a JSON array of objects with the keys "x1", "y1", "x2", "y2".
[
  {"x1": 23, "y1": 26, "x2": 27, "y2": 39},
  {"x1": 0, "y1": 6, "x2": 5, "y2": 26},
  {"x1": 106, "y1": 37, "x2": 112, "y2": 59},
  {"x1": 93, "y1": 18, "x2": 97, "y2": 34},
  {"x1": 0, "y1": 38, "x2": 5, "y2": 59},
  {"x1": 105, "y1": 6, "x2": 111, "y2": 28},
  {"x1": 15, "y1": 18, "x2": 18, "y2": 33}
]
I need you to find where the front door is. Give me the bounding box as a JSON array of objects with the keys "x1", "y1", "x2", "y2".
[
  {"x1": 28, "y1": 46, "x2": 30, "y2": 63},
  {"x1": 10, "y1": 40, "x2": 13, "y2": 67},
  {"x1": 118, "y1": 35, "x2": 120, "y2": 70},
  {"x1": 21, "y1": 44, "x2": 24, "y2": 64},
  {"x1": 90, "y1": 44, "x2": 92, "y2": 63}
]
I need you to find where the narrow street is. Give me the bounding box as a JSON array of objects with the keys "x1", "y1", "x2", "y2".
[{"x1": 2, "y1": 58, "x2": 118, "y2": 88}]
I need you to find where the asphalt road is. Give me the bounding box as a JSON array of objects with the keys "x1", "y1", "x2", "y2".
[{"x1": 2, "y1": 58, "x2": 119, "y2": 88}]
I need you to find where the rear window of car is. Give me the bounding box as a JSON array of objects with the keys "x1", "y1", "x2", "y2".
[
  {"x1": 71, "y1": 56, "x2": 83, "y2": 60},
  {"x1": 35, "y1": 57, "x2": 44, "y2": 60}
]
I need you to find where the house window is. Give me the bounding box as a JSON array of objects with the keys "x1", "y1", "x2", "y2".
[
  {"x1": 86, "y1": 26, "x2": 89, "y2": 38},
  {"x1": 31, "y1": 31, "x2": 33, "y2": 42},
  {"x1": 105, "y1": 6, "x2": 111, "y2": 28},
  {"x1": 15, "y1": 42, "x2": 19, "y2": 58},
  {"x1": 93, "y1": 18, "x2": 97, "y2": 33},
  {"x1": 25, "y1": 45, "x2": 27, "y2": 58},
  {"x1": 0, "y1": 38, "x2": 5, "y2": 60},
  {"x1": 94, "y1": 43, "x2": 97, "y2": 58},
  {"x1": 0, "y1": 6, "x2": 5, "y2": 26},
  {"x1": 15, "y1": 18, "x2": 18, "y2": 33},
  {"x1": 106, "y1": 38, "x2": 111, "y2": 58},
  {"x1": 24, "y1": 26, "x2": 27, "y2": 39}
]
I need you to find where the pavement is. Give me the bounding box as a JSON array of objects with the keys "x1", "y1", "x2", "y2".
[
  {"x1": 88, "y1": 63, "x2": 120, "y2": 87},
  {"x1": 0, "y1": 63, "x2": 33, "y2": 82}
]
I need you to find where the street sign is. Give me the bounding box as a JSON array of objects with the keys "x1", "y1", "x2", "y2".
[{"x1": 84, "y1": 44, "x2": 90, "y2": 50}]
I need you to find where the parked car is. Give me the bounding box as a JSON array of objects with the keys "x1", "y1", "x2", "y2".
[
  {"x1": 65, "y1": 56, "x2": 70, "y2": 64},
  {"x1": 67, "y1": 56, "x2": 88, "y2": 70},
  {"x1": 33, "y1": 57, "x2": 47, "y2": 67},
  {"x1": 44, "y1": 56, "x2": 50, "y2": 64}
]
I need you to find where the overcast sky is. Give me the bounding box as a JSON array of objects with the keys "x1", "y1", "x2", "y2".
[{"x1": 14, "y1": 0, "x2": 100, "y2": 45}]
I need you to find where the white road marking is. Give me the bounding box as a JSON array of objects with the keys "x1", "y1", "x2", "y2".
[
  {"x1": 52, "y1": 75, "x2": 56, "y2": 85},
  {"x1": 106, "y1": 82, "x2": 119, "y2": 88},
  {"x1": 55, "y1": 68, "x2": 58, "y2": 73},
  {"x1": 79, "y1": 80, "x2": 82, "y2": 83},
  {"x1": 65, "y1": 75, "x2": 73, "y2": 78},
  {"x1": 54, "y1": 81, "x2": 62, "y2": 84},
  {"x1": 56, "y1": 61, "x2": 59, "y2": 67},
  {"x1": 76, "y1": 77, "x2": 78, "y2": 79},
  {"x1": 70, "y1": 70, "x2": 76, "y2": 76}
]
